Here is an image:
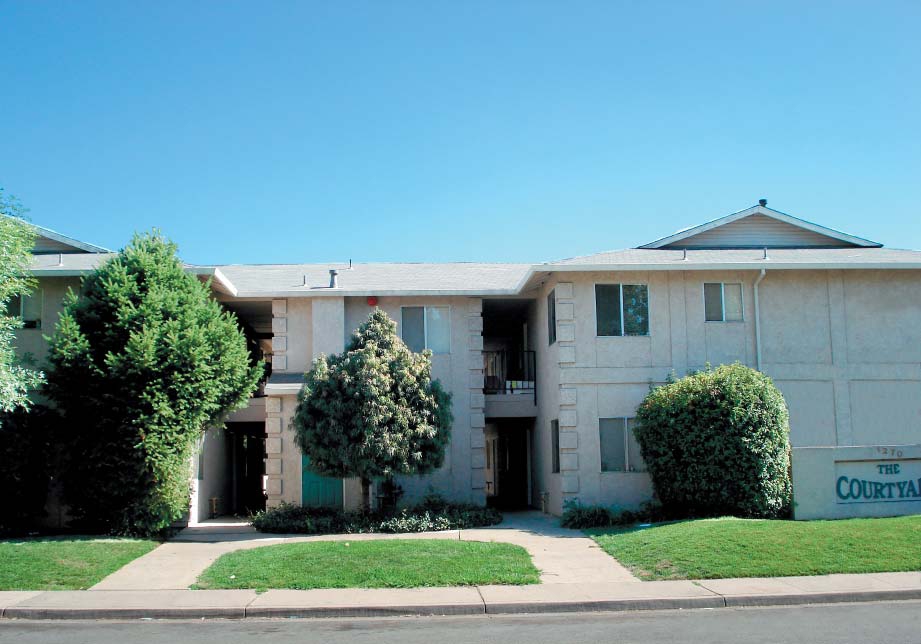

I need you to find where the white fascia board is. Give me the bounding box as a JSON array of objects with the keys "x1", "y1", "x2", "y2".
[
  {"x1": 185, "y1": 266, "x2": 239, "y2": 296},
  {"x1": 30, "y1": 224, "x2": 112, "y2": 253},
  {"x1": 231, "y1": 288, "x2": 522, "y2": 298},
  {"x1": 211, "y1": 267, "x2": 238, "y2": 296},
  {"x1": 264, "y1": 383, "x2": 303, "y2": 395},
  {"x1": 31, "y1": 269, "x2": 96, "y2": 277},
  {"x1": 544, "y1": 262, "x2": 921, "y2": 272}
]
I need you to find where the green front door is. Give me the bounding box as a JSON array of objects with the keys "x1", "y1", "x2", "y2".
[{"x1": 301, "y1": 455, "x2": 343, "y2": 508}]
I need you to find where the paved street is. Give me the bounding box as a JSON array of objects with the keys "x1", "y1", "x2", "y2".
[{"x1": 1, "y1": 601, "x2": 919, "y2": 644}]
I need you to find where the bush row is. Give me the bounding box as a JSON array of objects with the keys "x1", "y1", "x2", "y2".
[
  {"x1": 252, "y1": 494, "x2": 502, "y2": 534},
  {"x1": 560, "y1": 499, "x2": 667, "y2": 530}
]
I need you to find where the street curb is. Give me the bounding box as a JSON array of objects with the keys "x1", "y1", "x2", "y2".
[
  {"x1": 721, "y1": 589, "x2": 921, "y2": 608},
  {"x1": 244, "y1": 604, "x2": 486, "y2": 619},
  {"x1": 2, "y1": 607, "x2": 247, "y2": 620},
  {"x1": 2, "y1": 588, "x2": 920, "y2": 620},
  {"x1": 483, "y1": 596, "x2": 727, "y2": 614}
]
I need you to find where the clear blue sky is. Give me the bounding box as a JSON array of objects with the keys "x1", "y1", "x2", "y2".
[{"x1": 1, "y1": 2, "x2": 919, "y2": 265}]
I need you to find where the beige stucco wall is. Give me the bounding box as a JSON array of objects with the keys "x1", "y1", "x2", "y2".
[
  {"x1": 528, "y1": 268, "x2": 921, "y2": 519},
  {"x1": 190, "y1": 426, "x2": 231, "y2": 523},
  {"x1": 266, "y1": 295, "x2": 486, "y2": 509},
  {"x1": 12, "y1": 276, "x2": 81, "y2": 368},
  {"x1": 528, "y1": 279, "x2": 563, "y2": 514},
  {"x1": 344, "y1": 295, "x2": 486, "y2": 506}
]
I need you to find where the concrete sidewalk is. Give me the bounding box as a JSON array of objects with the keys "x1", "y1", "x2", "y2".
[
  {"x1": 2, "y1": 572, "x2": 920, "y2": 619},
  {"x1": 9, "y1": 514, "x2": 918, "y2": 620},
  {"x1": 91, "y1": 512, "x2": 637, "y2": 590}
]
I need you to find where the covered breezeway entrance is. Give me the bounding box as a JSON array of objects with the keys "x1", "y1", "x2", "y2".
[{"x1": 484, "y1": 419, "x2": 534, "y2": 511}]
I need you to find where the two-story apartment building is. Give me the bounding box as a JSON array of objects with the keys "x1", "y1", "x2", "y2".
[{"x1": 17, "y1": 202, "x2": 921, "y2": 523}]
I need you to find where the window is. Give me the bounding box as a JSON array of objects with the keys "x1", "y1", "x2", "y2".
[
  {"x1": 595, "y1": 284, "x2": 649, "y2": 336},
  {"x1": 547, "y1": 290, "x2": 557, "y2": 345},
  {"x1": 5, "y1": 295, "x2": 21, "y2": 318},
  {"x1": 599, "y1": 417, "x2": 646, "y2": 472},
  {"x1": 550, "y1": 419, "x2": 560, "y2": 473},
  {"x1": 6, "y1": 291, "x2": 42, "y2": 329},
  {"x1": 401, "y1": 306, "x2": 450, "y2": 353},
  {"x1": 704, "y1": 283, "x2": 743, "y2": 322}
]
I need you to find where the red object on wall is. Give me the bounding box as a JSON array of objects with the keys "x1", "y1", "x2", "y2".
[{"x1": 367, "y1": 296, "x2": 378, "y2": 306}]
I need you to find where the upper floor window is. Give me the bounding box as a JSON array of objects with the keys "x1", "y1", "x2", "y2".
[
  {"x1": 547, "y1": 290, "x2": 557, "y2": 345},
  {"x1": 599, "y1": 417, "x2": 646, "y2": 472},
  {"x1": 704, "y1": 283, "x2": 743, "y2": 322},
  {"x1": 595, "y1": 284, "x2": 649, "y2": 336},
  {"x1": 5, "y1": 291, "x2": 42, "y2": 329},
  {"x1": 401, "y1": 306, "x2": 450, "y2": 354}
]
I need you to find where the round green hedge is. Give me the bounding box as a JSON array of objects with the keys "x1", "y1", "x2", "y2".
[{"x1": 634, "y1": 363, "x2": 793, "y2": 519}]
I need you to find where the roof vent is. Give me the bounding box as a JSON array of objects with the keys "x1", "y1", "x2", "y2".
[
  {"x1": 329, "y1": 269, "x2": 339, "y2": 289},
  {"x1": 758, "y1": 198, "x2": 768, "y2": 207}
]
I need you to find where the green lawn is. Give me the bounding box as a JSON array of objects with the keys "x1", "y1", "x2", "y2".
[
  {"x1": 194, "y1": 539, "x2": 540, "y2": 590},
  {"x1": 0, "y1": 537, "x2": 159, "y2": 590},
  {"x1": 590, "y1": 515, "x2": 921, "y2": 580}
]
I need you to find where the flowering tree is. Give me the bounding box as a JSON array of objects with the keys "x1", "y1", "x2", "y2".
[{"x1": 293, "y1": 309, "x2": 453, "y2": 510}]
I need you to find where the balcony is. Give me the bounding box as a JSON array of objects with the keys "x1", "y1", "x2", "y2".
[{"x1": 483, "y1": 350, "x2": 537, "y2": 418}]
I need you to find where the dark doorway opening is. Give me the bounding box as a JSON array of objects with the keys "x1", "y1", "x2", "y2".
[
  {"x1": 486, "y1": 420, "x2": 533, "y2": 511},
  {"x1": 225, "y1": 422, "x2": 266, "y2": 516}
]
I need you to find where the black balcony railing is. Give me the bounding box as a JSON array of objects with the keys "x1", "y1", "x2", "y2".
[{"x1": 483, "y1": 350, "x2": 536, "y2": 403}]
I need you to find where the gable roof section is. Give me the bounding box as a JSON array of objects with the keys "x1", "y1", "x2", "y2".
[
  {"x1": 638, "y1": 205, "x2": 882, "y2": 250},
  {"x1": 30, "y1": 222, "x2": 112, "y2": 254}
]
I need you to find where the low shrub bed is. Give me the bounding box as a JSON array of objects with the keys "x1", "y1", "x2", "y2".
[
  {"x1": 561, "y1": 499, "x2": 666, "y2": 529},
  {"x1": 252, "y1": 495, "x2": 502, "y2": 534}
]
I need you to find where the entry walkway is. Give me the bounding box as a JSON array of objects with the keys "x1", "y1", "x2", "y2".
[{"x1": 90, "y1": 512, "x2": 636, "y2": 590}]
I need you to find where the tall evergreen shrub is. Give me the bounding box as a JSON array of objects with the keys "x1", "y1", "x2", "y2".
[
  {"x1": 634, "y1": 363, "x2": 792, "y2": 518},
  {"x1": 46, "y1": 232, "x2": 263, "y2": 534}
]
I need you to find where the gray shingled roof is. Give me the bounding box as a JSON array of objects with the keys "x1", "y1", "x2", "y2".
[
  {"x1": 213, "y1": 262, "x2": 532, "y2": 297},
  {"x1": 544, "y1": 247, "x2": 921, "y2": 270},
  {"x1": 30, "y1": 252, "x2": 117, "y2": 275}
]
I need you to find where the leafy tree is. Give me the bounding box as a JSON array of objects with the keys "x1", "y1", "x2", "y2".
[
  {"x1": 45, "y1": 231, "x2": 263, "y2": 534},
  {"x1": 634, "y1": 363, "x2": 792, "y2": 519},
  {"x1": 0, "y1": 189, "x2": 44, "y2": 415},
  {"x1": 293, "y1": 309, "x2": 453, "y2": 510}
]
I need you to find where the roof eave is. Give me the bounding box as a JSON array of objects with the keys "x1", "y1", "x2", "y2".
[
  {"x1": 546, "y1": 261, "x2": 921, "y2": 272},
  {"x1": 263, "y1": 383, "x2": 303, "y2": 395},
  {"x1": 31, "y1": 224, "x2": 113, "y2": 254},
  {"x1": 231, "y1": 288, "x2": 523, "y2": 298}
]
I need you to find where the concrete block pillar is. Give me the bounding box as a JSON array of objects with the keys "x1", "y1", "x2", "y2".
[
  {"x1": 467, "y1": 298, "x2": 486, "y2": 501},
  {"x1": 271, "y1": 299, "x2": 288, "y2": 372},
  {"x1": 554, "y1": 283, "x2": 580, "y2": 498},
  {"x1": 264, "y1": 395, "x2": 285, "y2": 508}
]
